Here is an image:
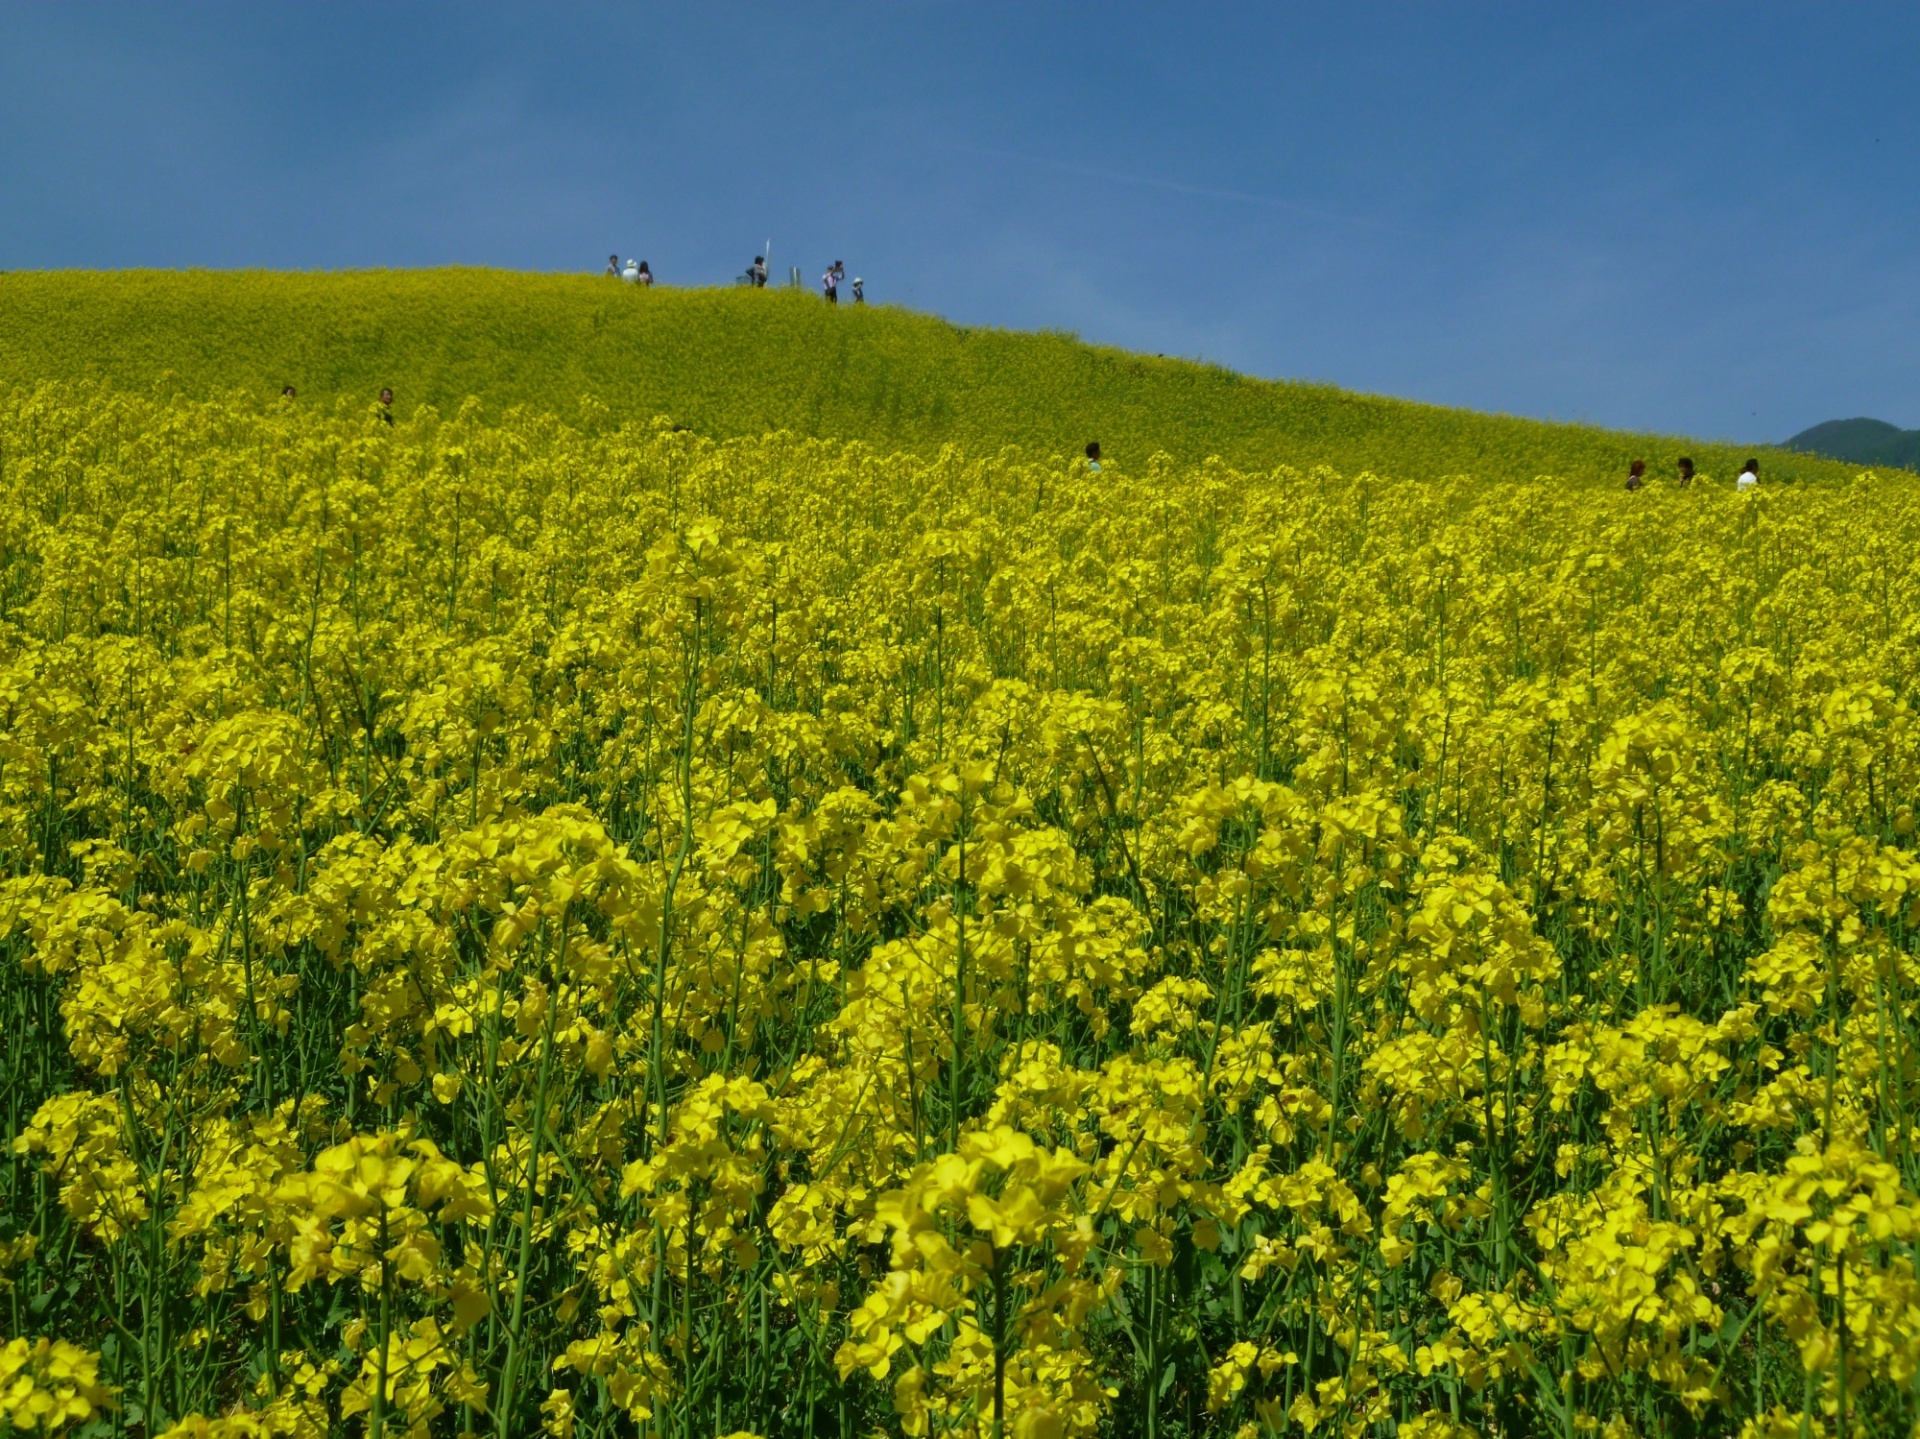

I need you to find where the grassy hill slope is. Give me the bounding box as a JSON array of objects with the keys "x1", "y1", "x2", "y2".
[
  {"x1": 0, "y1": 267, "x2": 1871, "y2": 484},
  {"x1": 1786, "y1": 417, "x2": 1920, "y2": 471}
]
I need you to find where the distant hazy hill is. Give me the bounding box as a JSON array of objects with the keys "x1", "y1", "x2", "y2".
[{"x1": 1786, "y1": 417, "x2": 1920, "y2": 472}]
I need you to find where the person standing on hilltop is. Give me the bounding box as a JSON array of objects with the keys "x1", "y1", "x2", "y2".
[
  {"x1": 621, "y1": 258, "x2": 640, "y2": 283},
  {"x1": 822, "y1": 262, "x2": 842, "y2": 304},
  {"x1": 606, "y1": 253, "x2": 620, "y2": 277},
  {"x1": 637, "y1": 261, "x2": 654, "y2": 288},
  {"x1": 852, "y1": 277, "x2": 865, "y2": 304},
  {"x1": 750, "y1": 255, "x2": 768, "y2": 288},
  {"x1": 1625, "y1": 459, "x2": 1646, "y2": 491}
]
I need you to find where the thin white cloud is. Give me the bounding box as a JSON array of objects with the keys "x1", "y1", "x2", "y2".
[{"x1": 943, "y1": 139, "x2": 1400, "y2": 237}]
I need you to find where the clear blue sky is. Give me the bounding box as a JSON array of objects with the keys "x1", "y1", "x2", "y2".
[{"x1": 3, "y1": 3, "x2": 1915, "y2": 442}]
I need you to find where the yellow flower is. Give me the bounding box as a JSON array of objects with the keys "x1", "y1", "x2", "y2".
[{"x1": 0, "y1": 1337, "x2": 115, "y2": 1434}]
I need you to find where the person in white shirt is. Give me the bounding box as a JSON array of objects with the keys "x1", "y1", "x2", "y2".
[
  {"x1": 621, "y1": 259, "x2": 640, "y2": 283},
  {"x1": 1736, "y1": 458, "x2": 1760, "y2": 490},
  {"x1": 822, "y1": 262, "x2": 841, "y2": 304}
]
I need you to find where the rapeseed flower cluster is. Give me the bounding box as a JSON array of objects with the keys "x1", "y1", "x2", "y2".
[{"x1": 2, "y1": 382, "x2": 1918, "y2": 1438}]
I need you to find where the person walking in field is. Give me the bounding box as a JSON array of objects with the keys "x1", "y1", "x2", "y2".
[
  {"x1": 822, "y1": 261, "x2": 843, "y2": 304},
  {"x1": 750, "y1": 255, "x2": 768, "y2": 288},
  {"x1": 1737, "y1": 458, "x2": 1760, "y2": 490},
  {"x1": 637, "y1": 261, "x2": 653, "y2": 288},
  {"x1": 621, "y1": 258, "x2": 640, "y2": 283},
  {"x1": 606, "y1": 253, "x2": 621, "y2": 277},
  {"x1": 1677, "y1": 456, "x2": 1696, "y2": 486},
  {"x1": 852, "y1": 277, "x2": 865, "y2": 304},
  {"x1": 1625, "y1": 459, "x2": 1646, "y2": 490}
]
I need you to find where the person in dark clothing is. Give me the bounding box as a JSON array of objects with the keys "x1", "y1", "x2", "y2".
[
  {"x1": 1625, "y1": 459, "x2": 1646, "y2": 491},
  {"x1": 750, "y1": 256, "x2": 768, "y2": 288},
  {"x1": 281, "y1": 384, "x2": 297, "y2": 399},
  {"x1": 1677, "y1": 457, "x2": 1696, "y2": 486},
  {"x1": 378, "y1": 387, "x2": 394, "y2": 425},
  {"x1": 822, "y1": 262, "x2": 842, "y2": 304},
  {"x1": 1085, "y1": 441, "x2": 1102, "y2": 474}
]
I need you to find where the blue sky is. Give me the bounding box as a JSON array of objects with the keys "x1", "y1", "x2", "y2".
[{"x1": 2, "y1": 3, "x2": 1915, "y2": 441}]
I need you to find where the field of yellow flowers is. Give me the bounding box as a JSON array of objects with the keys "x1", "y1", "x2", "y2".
[
  {"x1": 0, "y1": 271, "x2": 1874, "y2": 486},
  {"x1": 3, "y1": 380, "x2": 1919, "y2": 1439}
]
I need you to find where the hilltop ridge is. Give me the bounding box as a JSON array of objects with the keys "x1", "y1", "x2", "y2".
[
  {"x1": 0, "y1": 268, "x2": 1874, "y2": 484},
  {"x1": 1786, "y1": 417, "x2": 1920, "y2": 472}
]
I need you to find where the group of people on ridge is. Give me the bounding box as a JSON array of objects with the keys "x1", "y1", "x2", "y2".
[
  {"x1": 606, "y1": 255, "x2": 654, "y2": 286},
  {"x1": 1624, "y1": 456, "x2": 1763, "y2": 490},
  {"x1": 607, "y1": 250, "x2": 864, "y2": 303},
  {"x1": 818, "y1": 261, "x2": 863, "y2": 304}
]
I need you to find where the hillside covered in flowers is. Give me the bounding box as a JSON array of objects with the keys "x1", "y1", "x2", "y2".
[
  {"x1": 2, "y1": 382, "x2": 1918, "y2": 1439},
  {"x1": 0, "y1": 270, "x2": 1875, "y2": 487}
]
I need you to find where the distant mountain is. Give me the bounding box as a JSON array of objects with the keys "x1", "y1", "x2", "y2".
[{"x1": 1785, "y1": 417, "x2": 1920, "y2": 471}]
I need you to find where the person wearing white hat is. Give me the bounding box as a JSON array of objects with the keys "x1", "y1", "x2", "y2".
[{"x1": 621, "y1": 258, "x2": 640, "y2": 283}]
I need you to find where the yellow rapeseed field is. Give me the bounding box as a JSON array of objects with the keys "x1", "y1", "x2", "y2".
[
  {"x1": 0, "y1": 271, "x2": 1876, "y2": 486},
  {"x1": 3, "y1": 380, "x2": 1919, "y2": 1439}
]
